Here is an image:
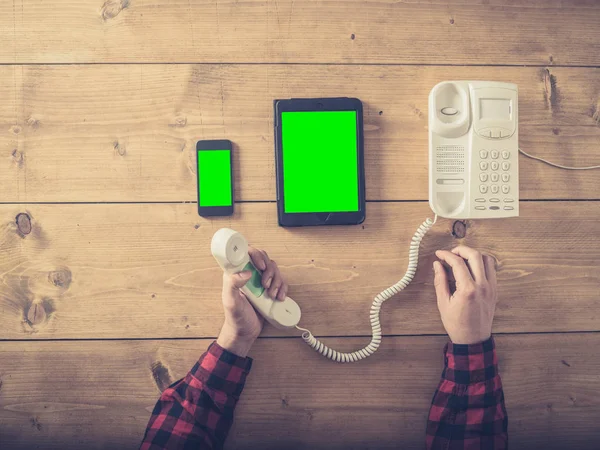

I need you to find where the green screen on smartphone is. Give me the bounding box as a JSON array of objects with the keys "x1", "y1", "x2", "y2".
[
  {"x1": 281, "y1": 111, "x2": 359, "y2": 213},
  {"x1": 198, "y1": 150, "x2": 232, "y2": 206}
]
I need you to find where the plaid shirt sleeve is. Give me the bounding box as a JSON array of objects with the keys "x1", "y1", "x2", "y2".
[
  {"x1": 140, "y1": 341, "x2": 252, "y2": 450},
  {"x1": 426, "y1": 336, "x2": 508, "y2": 450}
]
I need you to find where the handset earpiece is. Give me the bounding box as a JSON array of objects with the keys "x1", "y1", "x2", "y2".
[{"x1": 211, "y1": 228, "x2": 249, "y2": 271}]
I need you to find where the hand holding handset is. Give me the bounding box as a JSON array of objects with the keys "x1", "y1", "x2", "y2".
[{"x1": 211, "y1": 228, "x2": 301, "y2": 330}]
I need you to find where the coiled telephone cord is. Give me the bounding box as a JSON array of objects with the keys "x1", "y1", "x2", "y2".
[{"x1": 295, "y1": 215, "x2": 437, "y2": 362}]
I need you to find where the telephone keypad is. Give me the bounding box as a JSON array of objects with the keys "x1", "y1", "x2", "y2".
[{"x1": 477, "y1": 148, "x2": 516, "y2": 211}]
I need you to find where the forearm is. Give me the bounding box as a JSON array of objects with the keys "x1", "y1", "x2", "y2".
[
  {"x1": 140, "y1": 341, "x2": 252, "y2": 450},
  {"x1": 426, "y1": 337, "x2": 508, "y2": 449}
]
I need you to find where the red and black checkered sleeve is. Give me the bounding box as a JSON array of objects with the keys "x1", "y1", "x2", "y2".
[
  {"x1": 140, "y1": 341, "x2": 252, "y2": 450},
  {"x1": 426, "y1": 337, "x2": 508, "y2": 450}
]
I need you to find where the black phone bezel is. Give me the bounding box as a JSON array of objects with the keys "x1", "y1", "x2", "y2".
[{"x1": 196, "y1": 139, "x2": 234, "y2": 217}]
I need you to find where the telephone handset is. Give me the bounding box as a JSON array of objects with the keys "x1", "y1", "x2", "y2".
[
  {"x1": 429, "y1": 81, "x2": 519, "y2": 218},
  {"x1": 211, "y1": 81, "x2": 520, "y2": 363}
]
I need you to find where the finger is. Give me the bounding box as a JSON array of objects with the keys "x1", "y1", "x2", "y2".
[
  {"x1": 268, "y1": 273, "x2": 283, "y2": 299},
  {"x1": 483, "y1": 254, "x2": 497, "y2": 286},
  {"x1": 277, "y1": 282, "x2": 288, "y2": 301},
  {"x1": 451, "y1": 246, "x2": 486, "y2": 282},
  {"x1": 433, "y1": 261, "x2": 450, "y2": 308},
  {"x1": 261, "y1": 259, "x2": 277, "y2": 289},
  {"x1": 435, "y1": 250, "x2": 474, "y2": 286},
  {"x1": 248, "y1": 247, "x2": 267, "y2": 271}
]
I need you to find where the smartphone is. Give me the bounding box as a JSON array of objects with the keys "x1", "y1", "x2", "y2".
[{"x1": 196, "y1": 140, "x2": 234, "y2": 217}]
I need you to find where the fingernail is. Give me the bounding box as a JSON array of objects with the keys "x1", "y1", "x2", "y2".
[
  {"x1": 272, "y1": 288, "x2": 279, "y2": 298},
  {"x1": 433, "y1": 262, "x2": 438, "y2": 272},
  {"x1": 265, "y1": 277, "x2": 272, "y2": 288},
  {"x1": 259, "y1": 261, "x2": 266, "y2": 270}
]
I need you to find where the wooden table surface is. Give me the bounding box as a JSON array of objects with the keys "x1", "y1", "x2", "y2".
[{"x1": 1, "y1": 1, "x2": 599, "y2": 449}]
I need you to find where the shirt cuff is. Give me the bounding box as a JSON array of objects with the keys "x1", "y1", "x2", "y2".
[
  {"x1": 190, "y1": 341, "x2": 253, "y2": 398},
  {"x1": 442, "y1": 336, "x2": 498, "y2": 385}
]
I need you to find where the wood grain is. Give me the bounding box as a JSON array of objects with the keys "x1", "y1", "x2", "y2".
[
  {"x1": 1, "y1": 65, "x2": 600, "y2": 202},
  {"x1": 0, "y1": 202, "x2": 597, "y2": 339},
  {"x1": 1, "y1": 1, "x2": 599, "y2": 65},
  {"x1": 0, "y1": 334, "x2": 598, "y2": 449}
]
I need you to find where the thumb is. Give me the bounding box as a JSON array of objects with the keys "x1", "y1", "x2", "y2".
[
  {"x1": 224, "y1": 271, "x2": 252, "y2": 293},
  {"x1": 433, "y1": 261, "x2": 451, "y2": 309}
]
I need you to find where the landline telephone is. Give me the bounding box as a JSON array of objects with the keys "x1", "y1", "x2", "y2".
[
  {"x1": 429, "y1": 81, "x2": 519, "y2": 218},
  {"x1": 211, "y1": 81, "x2": 598, "y2": 362}
]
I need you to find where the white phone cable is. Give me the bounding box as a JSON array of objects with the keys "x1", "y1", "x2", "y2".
[
  {"x1": 518, "y1": 148, "x2": 600, "y2": 170},
  {"x1": 295, "y1": 214, "x2": 438, "y2": 362}
]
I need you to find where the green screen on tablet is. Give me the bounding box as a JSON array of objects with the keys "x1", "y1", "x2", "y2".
[{"x1": 281, "y1": 111, "x2": 359, "y2": 213}]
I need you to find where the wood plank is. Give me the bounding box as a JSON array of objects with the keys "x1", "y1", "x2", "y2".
[
  {"x1": 0, "y1": 202, "x2": 598, "y2": 339},
  {"x1": 0, "y1": 334, "x2": 598, "y2": 449},
  {"x1": 1, "y1": 65, "x2": 600, "y2": 202},
  {"x1": 1, "y1": 1, "x2": 599, "y2": 65}
]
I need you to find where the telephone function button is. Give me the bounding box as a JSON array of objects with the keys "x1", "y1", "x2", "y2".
[
  {"x1": 491, "y1": 185, "x2": 499, "y2": 194},
  {"x1": 502, "y1": 162, "x2": 510, "y2": 171},
  {"x1": 502, "y1": 150, "x2": 510, "y2": 160},
  {"x1": 441, "y1": 107, "x2": 459, "y2": 116},
  {"x1": 489, "y1": 206, "x2": 500, "y2": 210},
  {"x1": 479, "y1": 185, "x2": 488, "y2": 194},
  {"x1": 491, "y1": 150, "x2": 499, "y2": 159},
  {"x1": 475, "y1": 206, "x2": 486, "y2": 210},
  {"x1": 479, "y1": 173, "x2": 489, "y2": 182},
  {"x1": 475, "y1": 198, "x2": 486, "y2": 202},
  {"x1": 479, "y1": 150, "x2": 489, "y2": 159},
  {"x1": 502, "y1": 173, "x2": 510, "y2": 182},
  {"x1": 502, "y1": 185, "x2": 510, "y2": 194},
  {"x1": 503, "y1": 198, "x2": 514, "y2": 203},
  {"x1": 503, "y1": 206, "x2": 514, "y2": 211},
  {"x1": 490, "y1": 173, "x2": 499, "y2": 182},
  {"x1": 480, "y1": 162, "x2": 489, "y2": 170},
  {"x1": 491, "y1": 162, "x2": 499, "y2": 171},
  {"x1": 489, "y1": 198, "x2": 500, "y2": 203},
  {"x1": 436, "y1": 179, "x2": 465, "y2": 185}
]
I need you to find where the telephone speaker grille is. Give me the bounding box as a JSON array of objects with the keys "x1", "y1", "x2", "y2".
[{"x1": 436, "y1": 145, "x2": 465, "y2": 173}]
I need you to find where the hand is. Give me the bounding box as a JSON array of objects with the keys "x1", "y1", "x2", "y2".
[
  {"x1": 216, "y1": 247, "x2": 288, "y2": 357},
  {"x1": 433, "y1": 246, "x2": 498, "y2": 345}
]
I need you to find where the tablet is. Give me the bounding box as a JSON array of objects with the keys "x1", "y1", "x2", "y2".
[{"x1": 274, "y1": 98, "x2": 365, "y2": 227}]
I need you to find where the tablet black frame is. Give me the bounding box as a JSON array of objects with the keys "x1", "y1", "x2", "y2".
[
  {"x1": 196, "y1": 139, "x2": 234, "y2": 217},
  {"x1": 274, "y1": 97, "x2": 365, "y2": 227}
]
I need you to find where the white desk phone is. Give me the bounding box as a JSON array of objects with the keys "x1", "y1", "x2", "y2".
[{"x1": 212, "y1": 80, "x2": 598, "y2": 363}]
